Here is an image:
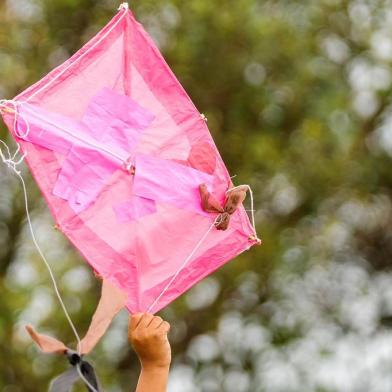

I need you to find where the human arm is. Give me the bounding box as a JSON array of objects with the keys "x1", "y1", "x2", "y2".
[{"x1": 129, "y1": 313, "x2": 171, "y2": 392}]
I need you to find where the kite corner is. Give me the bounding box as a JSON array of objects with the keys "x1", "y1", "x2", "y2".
[{"x1": 249, "y1": 234, "x2": 262, "y2": 245}]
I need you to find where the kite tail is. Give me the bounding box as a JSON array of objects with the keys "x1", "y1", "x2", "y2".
[{"x1": 25, "y1": 278, "x2": 127, "y2": 392}]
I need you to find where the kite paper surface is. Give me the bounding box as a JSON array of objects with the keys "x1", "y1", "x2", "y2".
[{"x1": 1, "y1": 6, "x2": 259, "y2": 313}]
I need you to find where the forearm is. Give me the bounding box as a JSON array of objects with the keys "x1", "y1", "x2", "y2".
[{"x1": 135, "y1": 365, "x2": 170, "y2": 392}]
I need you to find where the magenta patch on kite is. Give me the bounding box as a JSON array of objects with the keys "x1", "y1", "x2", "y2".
[
  {"x1": 18, "y1": 88, "x2": 155, "y2": 213},
  {"x1": 81, "y1": 87, "x2": 155, "y2": 156}
]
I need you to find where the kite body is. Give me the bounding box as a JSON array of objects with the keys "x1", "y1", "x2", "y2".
[{"x1": 1, "y1": 6, "x2": 259, "y2": 316}]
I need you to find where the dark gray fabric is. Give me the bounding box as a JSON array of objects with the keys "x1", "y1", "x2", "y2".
[
  {"x1": 79, "y1": 361, "x2": 101, "y2": 392},
  {"x1": 49, "y1": 351, "x2": 102, "y2": 392}
]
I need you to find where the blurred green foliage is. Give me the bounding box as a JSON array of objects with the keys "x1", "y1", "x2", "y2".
[{"x1": 1, "y1": 0, "x2": 392, "y2": 391}]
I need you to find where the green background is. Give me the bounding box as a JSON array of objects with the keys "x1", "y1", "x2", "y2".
[{"x1": 1, "y1": 0, "x2": 392, "y2": 391}]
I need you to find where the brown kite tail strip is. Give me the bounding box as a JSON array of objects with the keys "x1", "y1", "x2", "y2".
[{"x1": 199, "y1": 184, "x2": 224, "y2": 213}]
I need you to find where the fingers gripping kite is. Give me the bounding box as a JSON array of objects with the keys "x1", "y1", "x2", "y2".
[{"x1": 0, "y1": 2, "x2": 261, "y2": 390}]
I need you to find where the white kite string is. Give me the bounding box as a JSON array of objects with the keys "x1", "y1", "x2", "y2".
[
  {"x1": 147, "y1": 186, "x2": 261, "y2": 313},
  {"x1": 0, "y1": 140, "x2": 82, "y2": 349},
  {"x1": 0, "y1": 137, "x2": 100, "y2": 392},
  {"x1": 147, "y1": 218, "x2": 218, "y2": 313},
  {"x1": 0, "y1": 139, "x2": 100, "y2": 392}
]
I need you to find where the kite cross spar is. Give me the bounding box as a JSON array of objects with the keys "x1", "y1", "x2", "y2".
[{"x1": 0, "y1": 2, "x2": 261, "y2": 390}]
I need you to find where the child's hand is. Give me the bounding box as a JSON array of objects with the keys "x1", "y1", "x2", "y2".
[{"x1": 129, "y1": 313, "x2": 171, "y2": 370}]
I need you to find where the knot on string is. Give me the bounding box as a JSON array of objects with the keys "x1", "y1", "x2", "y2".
[
  {"x1": 123, "y1": 156, "x2": 135, "y2": 175},
  {"x1": 67, "y1": 350, "x2": 83, "y2": 366},
  {"x1": 118, "y1": 2, "x2": 129, "y2": 10},
  {"x1": 0, "y1": 140, "x2": 26, "y2": 175},
  {"x1": 214, "y1": 211, "x2": 230, "y2": 230}
]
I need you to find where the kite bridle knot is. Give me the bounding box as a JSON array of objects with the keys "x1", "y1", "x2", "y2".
[
  {"x1": 214, "y1": 211, "x2": 229, "y2": 228},
  {"x1": 123, "y1": 157, "x2": 135, "y2": 174}
]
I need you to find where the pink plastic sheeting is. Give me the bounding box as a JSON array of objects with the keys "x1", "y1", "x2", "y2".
[
  {"x1": 1, "y1": 6, "x2": 259, "y2": 314},
  {"x1": 17, "y1": 89, "x2": 155, "y2": 214}
]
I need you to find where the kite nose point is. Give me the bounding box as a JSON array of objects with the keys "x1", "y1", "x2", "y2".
[
  {"x1": 118, "y1": 2, "x2": 129, "y2": 11},
  {"x1": 248, "y1": 234, "x2": 262, "y2": 245}
]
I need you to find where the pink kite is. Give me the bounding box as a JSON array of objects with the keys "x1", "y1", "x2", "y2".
[{"x1": 0, "y1": 1, "x2": 261, "y2": 375}]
